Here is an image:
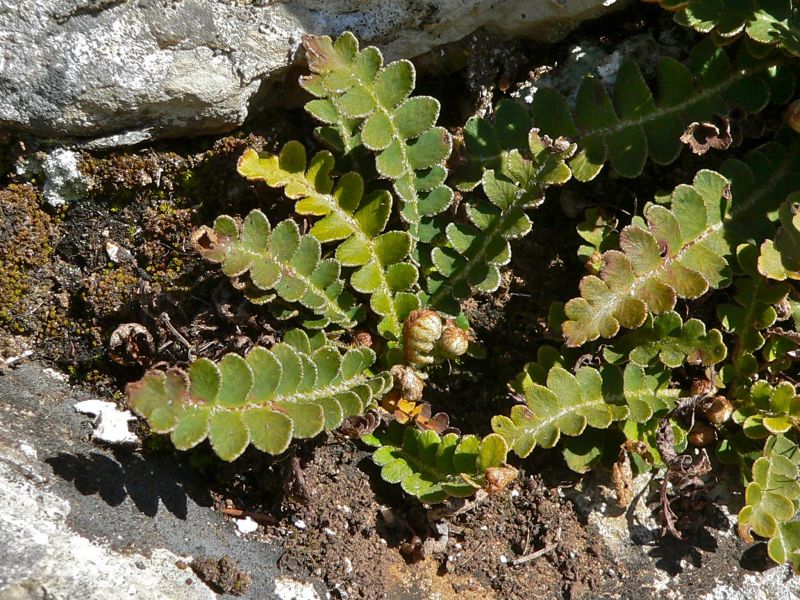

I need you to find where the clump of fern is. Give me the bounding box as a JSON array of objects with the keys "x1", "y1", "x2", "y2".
[{"x1": 121, "y1": 7, "x2": 800, "y2": 573}]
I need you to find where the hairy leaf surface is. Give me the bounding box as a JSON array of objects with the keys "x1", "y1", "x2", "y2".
[
  {"x1": 603, "y1": 311, "x2": 727, "y2": 368},
  {"x1": 195, "y1": 208, "x2": 360, "y2": 330},
  {"x1": 564, "y1": 143, "x2": 800, "y2": 346},
  {"x1": 736, "y1": 380, "x2": 800, "y2": 439},
  {"x1": 492, "y1": 365, "x2": 630, "y2": 458},
  {"x1": 738, "y1": 435, "x2": 800, "y2": 543},
  {"x1": 647, "y1": 0, "x2": 800, "y2": 56},
  {"x1": 300, "y1": 32, "x2": 454, "y2": 234},
  {"x1": 238, "y1": 142, "x2": 421, "y2": 339},
  {"x1": 127, "y1": 331, "x2": 392, "y2": 461},
  {"x1": 427, "y1": 126, "x2": 573, "y2": 314},
  {"x1": 759, "y1": 193, "x2": 800, "y2": 281},
  {"x1": 718, "y1": 244, "x2": 791, "y2": 385}
]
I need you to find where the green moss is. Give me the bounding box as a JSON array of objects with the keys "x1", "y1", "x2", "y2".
[
  {"x1": 0, "y1": 184, "x2": 54, "y2": 334},
  {"x1": 81, "y1": 266, "x2": 141, "y2": 319}
]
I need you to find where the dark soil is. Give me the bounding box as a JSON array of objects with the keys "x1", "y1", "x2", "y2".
[
  {"x1": 233, "y1": 439, "x2": 623, "y2": 599},
  {"x1": 0, "y1": 4, "x2": 781, "y2": 599}
]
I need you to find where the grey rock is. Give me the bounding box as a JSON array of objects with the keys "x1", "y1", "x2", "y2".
[
  {"x1": 41, "y1": 149, "x2": 89, "y2": 206},
  {"x1": 565, "y1": 472, "x2": 800, "y2": 600},
  {"x1": 0, "y1": 363, "x2": 326, "y2": 600},
  {"x1": 0, "y1": 0, "x2": 627, "y2": 146}
]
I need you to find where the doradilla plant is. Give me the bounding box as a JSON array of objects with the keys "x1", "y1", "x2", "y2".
[{"x1": 125, "y1": 3, "x2": 800, "y2": 571}]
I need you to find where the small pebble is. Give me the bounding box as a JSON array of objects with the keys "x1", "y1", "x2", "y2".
[
  {"x1": 480, "y1": 525, "x2": 488, "y2": 531},
  {"x1": 293, "y1": 519, "x2": 307, "y2": 530},
  {"x1": 323, "y1": 527, "x2": 336, "y2": 536},
  {"x1": 235, "y1": 517, "x2": 259, "y2": 534},
  {"x1": 510, "y1": 489, "x2": 520, "y2": 498},
  {"x1": 499, "y1": 555, "x2": 508, "y2": 565},
  {"x1": 343, "y1": 557, "x2": 353, "y2": 574}
]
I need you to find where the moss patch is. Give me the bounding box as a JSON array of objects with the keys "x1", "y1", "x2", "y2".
[{"x1": 0, "y1": 184, "x2": 55, "y2": 340}]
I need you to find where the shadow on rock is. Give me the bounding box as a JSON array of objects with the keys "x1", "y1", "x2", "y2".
[
  {"x1": 646, "y1": 527, "x2": 719, "y2": 575},
  {"x1": 739, "y1": 542, "x2": 774, "y2": 573},
  {"x1": 45, "y1": 450, "x2": 212, "y2": 518}
]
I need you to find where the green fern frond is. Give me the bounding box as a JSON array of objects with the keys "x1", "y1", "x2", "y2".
[
  {"x1": 511, "y1": 344, "x2": 676, "y2": 420},
  {"x1": 453, "y1": 99, "x2": 536, "y2": 192},
  {"x1": 194, "y1": 209, "x2": 361, "y2": 329},
  {"x1": 738, "y1": 435, "x2": 800, "y2": 553},
  {"x1": 362, "y1": 421, "x2": 511, "y2": 503},
  {"x1": 426, "y1": 128, "x2": 574, "y2": 314},
  {"x1": 648, "y1": 0, "x2": 800, "y2": 56},
  {"x1": 492, "y1": 365, "x2": 631, "y2": 458},
  {"x1": 563, "y1": 142, "x2": 800, "y2": 347},
  {"x1": 603, "y1": 310, "x2": 727, "y2": 368},
  {"x1": 127, "y1": 330, "x2": 392, "y2": 461},
  {"x1": 736, "y1": 380, "x2": 800, "y2": 439},
  {"x1": 562, "y1": 169, "x2": 732, "y2": 346},
  {"x1": 300, "y1": 32, "x2": 454, "y2": 235},
  {"x1": 769, "y1": 521, "x2": 800, "y2": 573},
  {"x1": 237, "y1": 142, "x2": 421, "y2": 339},
  {"x1": 720, "y1": 143, "x2": 800, "y2": 241},
  {"x1": 738, "y1": 435, "x2": 800, "y2": 573},
  {"x1": 759, "y1": 193, "x2": 800, "y2": 281},
  {"x1": 530, "y1": 39, "x2": 795, "y2": 181},
  {"x1": 718, "y1": 244, "x2": 791, "y2": 385}
]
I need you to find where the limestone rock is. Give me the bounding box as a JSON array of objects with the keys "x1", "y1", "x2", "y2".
[{"x1": 0, "y1": 0, "x2": 625, "y2": 146}]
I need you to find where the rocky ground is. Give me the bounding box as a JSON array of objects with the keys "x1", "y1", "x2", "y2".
[
  {"x1": 3, "y1": 2, "x2": 800, "y2": 599},
  {"x1": 2, "y1": 361, "x2": 799, "y2": 599}
]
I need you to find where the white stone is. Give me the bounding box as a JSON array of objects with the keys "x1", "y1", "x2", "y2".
[
  {"x1": 18, "y1": 444, "x2": 36, "y2": 460},
  {"x1": 42, "y1": 368, "x2": 69, "y2": 382},
  {"x1": 234, "y1": 517, "x2": 259, "y2": 535},
  {"x1": 41, "y1": 149, "x2": 90, "y2": 206},
  {"x1": 2, "y1": 350, "x2": 33, "y2": 367},
  {"x1": 74, "y1": 400, "x2": 138, "y2": 445},
  {"x1": 274, "y1": 576, "x2": 321, "y2": 600}
]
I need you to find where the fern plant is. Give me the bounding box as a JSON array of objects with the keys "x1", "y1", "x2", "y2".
[
  {"x1": 362, "y1": 422, "x2": 512, "y2": 503},
  {"x1": 562, "y1": 142, "x2": 800, "y2": 347},
  {"x1": 428, "y1": 115, "x2": 574, "y2": 313},
  {"x1": 128, "y1": 329, "x2": 391, "y2": 461},
  {"x1": 118, "y1": 9, "x2": 800, "y2": 574},
  {"x1": 300, "y1": 32, "x2": 454, "y2": 239},
  {"x1": 645, "y1": 0, "x2": 800, "y2": 57},
  {"x1": 126, "y1": 32, "x2": 509, "y2": 505},
  {"x1": 530, "y1": 39, "x2": 795, "y2": 181},
  {"x1": 236, "y1": 142, "x2": 420, "y2": 339}
]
